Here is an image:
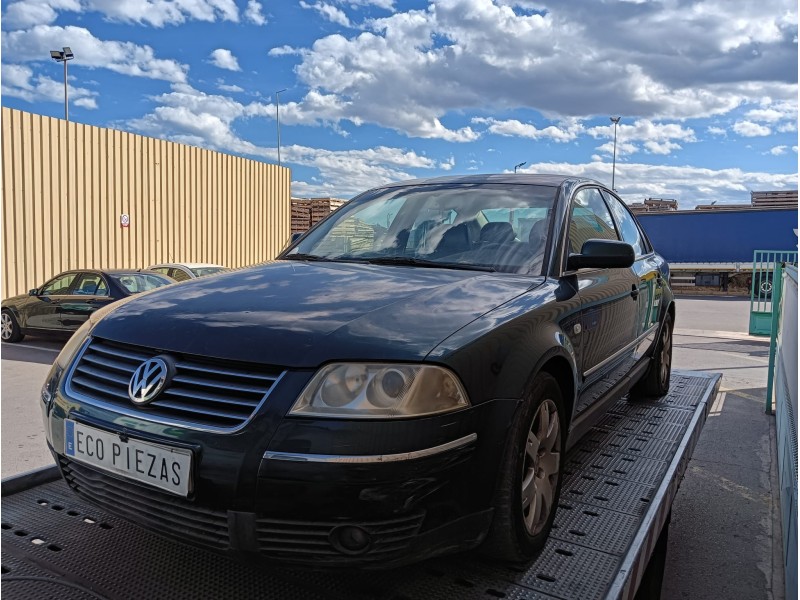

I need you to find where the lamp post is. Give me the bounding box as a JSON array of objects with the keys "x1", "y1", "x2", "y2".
[
  {"x1": 50, "y1": 47, "x2": 74, "y2": 122},
  {"x1": 275, "y1": 88, "x2": 287, "y2": 167},
  {"x1": 610, "y1": 116, "x2": 621, "y2": 190},
  {"x1": 514, "y1": 161, "x2": 526, "y2": 173}
]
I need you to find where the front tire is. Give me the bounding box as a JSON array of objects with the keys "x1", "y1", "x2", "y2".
[
  {"x1": 1, "y1": 310, "x2": 24, "y2": 343},
  {"x1": 481, "y1": 373, "x2": 565, "y2": 562},
  {"x1": 632, "y1": 313, "x2": 673, "y2": 398}
]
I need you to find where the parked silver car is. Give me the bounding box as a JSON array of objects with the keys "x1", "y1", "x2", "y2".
[{"x1": 147, "y1": 262, "x2": 228, "y2": 282}]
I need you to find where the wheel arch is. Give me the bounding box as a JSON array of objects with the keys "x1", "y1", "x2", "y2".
[{"x1": 529, "y1": 349, "x2": 578, "y2": 424}]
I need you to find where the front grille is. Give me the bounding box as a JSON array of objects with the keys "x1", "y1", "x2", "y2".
[
  {"x1": 256, "y1": 513, "x2": 425, "y2": 561},
  {"x1": 61, "y1": 458, "x2": 230, "y2": 549},
  {"x1": 67, "y1": 337, "x2": 284, "y2": 429}
]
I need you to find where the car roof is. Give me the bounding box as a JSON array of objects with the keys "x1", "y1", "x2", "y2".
[
  {"x1": 375, "y1": 173, "x2": 593, "y2": 190},
  {"x1": 148, "y1": 263, "x2": 226, "y2": 269}
]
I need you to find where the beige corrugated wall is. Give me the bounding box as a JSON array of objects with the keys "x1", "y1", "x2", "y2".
[{"x1": 1, "y1": 107, "x2": 290, "y2": 298}]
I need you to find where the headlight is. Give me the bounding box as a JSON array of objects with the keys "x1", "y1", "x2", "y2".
[
  {"x1": 289, "y1": 363, "x2": 470, "y2": 418},
  {"x1": 41, "y1": 320, "x2": 92, "y2": 405}
]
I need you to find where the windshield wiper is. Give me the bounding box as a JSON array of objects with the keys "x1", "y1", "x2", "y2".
[
  {"x1": 364, "y1": 256, "x2": 496, "y2": 272},
  {"x1": 280, "y1": 253, "x2": 333, "y2": 262}
]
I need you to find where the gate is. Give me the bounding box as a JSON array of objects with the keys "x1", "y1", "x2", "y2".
[{"x1": 749, "y1": 250, "x2": 798, "y2": 335}]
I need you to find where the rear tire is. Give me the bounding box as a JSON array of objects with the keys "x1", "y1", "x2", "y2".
[
  {"x1": 1, "y1": 309, "x2": 24, "y2": 343},
  {"x1": 480, "y1": 373, "x2": 566, "y2": 562},
  {"x1": 632, "y1": 313, "x2": 672, "y2": 398}
]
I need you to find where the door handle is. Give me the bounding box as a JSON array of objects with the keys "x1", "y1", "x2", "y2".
[{"x1": 630, "y1": 284, "x2": 639, "y2": 299}]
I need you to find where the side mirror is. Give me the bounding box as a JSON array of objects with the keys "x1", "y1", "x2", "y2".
[
  {"x1": 28, "y1": 288, "x2": 39, "y2": 296},
  {"x1": 290, "y1": 232, "x2": 303, "y2": 244},
  {"x1": 567, "y1": 239, "x2": 635, "y2": 271}
]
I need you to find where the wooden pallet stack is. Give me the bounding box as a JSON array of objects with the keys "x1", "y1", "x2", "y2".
[
  {"x1": 291, "y1": 199, "x2": 311, "y2": 234},
  {"x1": 291, "y1": 197, "x2": 347, "y2": 233}
]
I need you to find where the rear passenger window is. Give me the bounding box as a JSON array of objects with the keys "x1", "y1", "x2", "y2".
[
  {"x1": 603, "y1": 192, "x2": 646, "y2": 257},
  {"x1": 169, "y1": 268, "x2": 192, "y2": 282},
  {"x1": 569, "y1": 188, "x2": 619, "y2": 254}
]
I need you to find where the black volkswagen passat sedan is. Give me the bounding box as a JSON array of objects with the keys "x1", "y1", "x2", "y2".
[
  {"x1": 42, "y1": 175, "x2": 674, "y2": 567},
  {"x1": 2, "y1": 270, "x2": 174, "y2": 343}
]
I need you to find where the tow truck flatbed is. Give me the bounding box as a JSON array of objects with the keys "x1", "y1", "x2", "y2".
[{"x1": 1, "y1": 370, "x2": 720, "y2": 600}]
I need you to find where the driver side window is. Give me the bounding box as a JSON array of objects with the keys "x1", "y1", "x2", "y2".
[
  {"x1": 568, "y1": 188, "x2": 620, "y2": 254},
  {"x1": 40, "y1": 273, "x2": 77, "y2": 296}
]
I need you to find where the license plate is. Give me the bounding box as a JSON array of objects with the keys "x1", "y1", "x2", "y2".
[{"x1": 64, "y1": 420, "x2": 192, "y2": 497}]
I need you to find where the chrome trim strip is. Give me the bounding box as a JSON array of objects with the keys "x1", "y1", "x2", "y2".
[
  {"x1": 583, "y1": 324, "x2": 659, "y2": 379},
  {"x1": 263, "y1": 433, "x2": 478, "y2": 464}
]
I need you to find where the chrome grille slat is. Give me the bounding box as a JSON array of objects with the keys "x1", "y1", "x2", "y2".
[
  {"x1": 161, "y1": 387, "x2": 261, "y2": 408},
  {"x1": 171, "y1": 374, "x2": 267, "y2": 394},
  {"x1": 67, "y1": 338, "x2": 284, "y2": 430},
  {"x1": 71, "y1": 375, "x2": 131, "y2": 400},
  {"x1": 75, "y1": 364, "x2": 129, "y2": 386},
  {"x1": 81, "y1": 353, "x2": 137, "y2": 374},
  {"x1": 154, "y1": 400, "x2": 247, "y2": 423},
  {"x1": 175, "y1": 362, "x2": 278, "y2": 383},
  {"x1": 90, "y1": 343, "x2": 152, "y2": 363}
]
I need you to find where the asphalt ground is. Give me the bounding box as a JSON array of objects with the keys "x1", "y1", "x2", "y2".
[{"x1": 0, "y1": 296, "x2": 784, "y2": 599}]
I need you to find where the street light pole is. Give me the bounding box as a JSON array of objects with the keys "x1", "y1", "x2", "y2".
[
  {"x1": 610, "y1": 116, "x2": 621, "y2": 191},
  {"x1": 50, "y1": 47, "x2": 74, "y2": 121},
  {"x1": 275, "y1": 88, "x2": 287, "y2": 167},
  {"x1": 514, "y1": 161, "x2": 526, "y2": 173}
]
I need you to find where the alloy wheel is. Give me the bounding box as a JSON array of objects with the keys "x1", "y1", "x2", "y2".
[
  {"x1": 521, "y1": 398, "x2": 561, "y2": 536},
  {"x1": 660, "y1": 326, "x2": 672, "y2": 386},
  {"x1": 1, "y1": 313, "x2": 12, "y2": 341}
]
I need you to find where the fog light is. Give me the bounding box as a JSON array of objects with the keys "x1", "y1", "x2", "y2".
[{"x1": 329, "y1": 525, "x2": 372, "y2": 555}]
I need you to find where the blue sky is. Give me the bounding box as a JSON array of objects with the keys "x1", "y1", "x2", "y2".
[{"x1": 1, "y1": 0, "x2": 797, "y2": 207}]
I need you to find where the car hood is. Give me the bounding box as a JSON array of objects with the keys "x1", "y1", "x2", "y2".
[{"x1": 91, "y1": 261, "x2": 541, "y2": 367}]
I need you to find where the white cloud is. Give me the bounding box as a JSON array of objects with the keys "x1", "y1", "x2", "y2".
[
  {"x1": 472, "y1": 117, "x2": 582, "y2": 142},
  {"x1": 1, "y1": 25, "x2": 188, "y2": 82},
  {"x1": 768, "y1": 145, "x2": 788, "y2": 155},
  {"x1": 733, "y1": 120, "x2": 772, "y2": 137},
  {"x1": 217, "y1": 80, "x2": 244, "y2": 93},
  {"x1": 126, "y1": 84, "x2": 441, "y2": 196},
  {"x1": 244, "y1": 0, "x2": 267, "y2": 25},
  {"x1": 300, "y1": 2, "x2": 352, "y2": 27},
  {"x1": 2, "y1": 0, "x2": 79, "y2": 28},
  {"x1": 587, "y1": 119, "x2": 696, "y2": 156},
  {"x1": 519, "y1": 159, "x2": 797, "y2": 208},
  {"x1": 2, "y1": 0, "x2": 239, "y2": 28},
  {"x1": 209, "y1": 49, "x2": 241, "y2": 71},
  {"x1": 439, "y1": 156, "x2": 456, "y2": 170},
  {"x1": 270, "y1": 0, "x2": 796, "y2": 141},
  {"x1": 1, "y1": 63, "x2": 98, "y2": 108},
  {"x1": 707, "y1": 126, "x2": 727, "y2": 136}
]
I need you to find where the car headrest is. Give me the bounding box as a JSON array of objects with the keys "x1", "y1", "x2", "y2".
[
  {"x1": 528, "y1": 219, "x2": 549, "y2": 248},
  {"x1": 480, "y1": 222, "x2": 515, "y2": 244}
]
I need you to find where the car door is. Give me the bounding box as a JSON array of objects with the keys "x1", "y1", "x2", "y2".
[
  {"x1": 25, "y1": 272, "x2": 79, "y2": 330},
  {"x1": 566, "y1": 187, "x2": 640, "y2": 416},
  {"x1": 602, "y1": 191, "x2": 663, "y2": 360},
  {"x1": 59, "y1": 272, "x2": 115, "y2": 331}
]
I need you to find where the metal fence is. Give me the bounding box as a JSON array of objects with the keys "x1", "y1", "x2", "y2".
[
  {"x1": 1, "y1": 107, "x2": 290, "y2": 299},
  {"x1": 748, "y1": 250, "x2": 798, "y2": 335},
  {"x1": 766, "y1": 264, "x2": 798, "y2": 600}
]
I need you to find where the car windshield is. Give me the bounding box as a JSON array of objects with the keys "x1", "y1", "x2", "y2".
[
  {"x1": 283, "y1": 183, "x2": 558, "y2": 274},
  {"x1": 111, "y1": 273, "x2": 173, "y2": 294},
  {"x1": 190, "y1": 267, "x2": 228, "y2": 277}
]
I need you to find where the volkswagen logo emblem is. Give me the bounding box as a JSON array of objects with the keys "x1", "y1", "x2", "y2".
[{"x1": 128, "y1": 357, "x2": 172, "y2": 405}]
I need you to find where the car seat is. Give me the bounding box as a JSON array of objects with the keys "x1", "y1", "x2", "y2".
[
  {"x1": 433, "y1": 223, "x2": 471, "y2": 257},
  {"x1": 480, "y1": 222, "x2": 515, "y2": 245}
]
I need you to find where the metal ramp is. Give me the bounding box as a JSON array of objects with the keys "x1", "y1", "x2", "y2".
[{"x1": 1, "y1": 371, "x2": 720, "y2": 600}]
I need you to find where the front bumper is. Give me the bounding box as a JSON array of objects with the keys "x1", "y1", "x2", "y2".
[{"x1": 45, "y1": 383, "x2": 519, "y2": 567}]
